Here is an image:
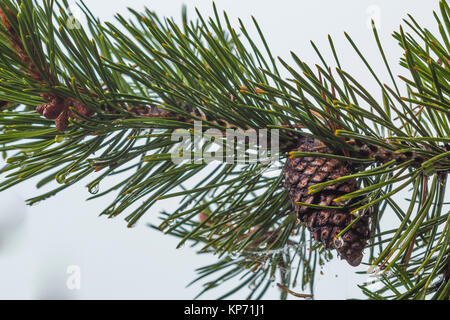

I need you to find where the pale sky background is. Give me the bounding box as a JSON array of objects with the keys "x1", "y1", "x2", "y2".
[{"x1": 0, "y1": 0, "x2": 441, "y2": 300}]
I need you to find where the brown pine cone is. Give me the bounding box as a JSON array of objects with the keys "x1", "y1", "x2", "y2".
[
  {"x1": 55, "y1": 109, "x2": 69, "y2": 132},
  {"x1": 68, "y1": 98, "x2": 94, "y2": 118},
  {"x1": 283, "y1": 136, "x2": 370, "y2": 266},
  {"x1": 36, "y1": 96, "x2": 92, "y2": 132}
]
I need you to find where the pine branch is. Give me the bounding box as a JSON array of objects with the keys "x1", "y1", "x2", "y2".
[{"x1": 0, "y1": 0, "x2": 448, "y2": 299}]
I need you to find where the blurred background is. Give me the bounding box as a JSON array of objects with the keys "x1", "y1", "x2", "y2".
[{"x1": 0, "y1": 0, "x2": 439, "y2": 299}]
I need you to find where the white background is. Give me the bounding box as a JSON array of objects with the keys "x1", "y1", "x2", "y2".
[{"x1": 0, "y1": 0, "x2": 440, "y2": 299}]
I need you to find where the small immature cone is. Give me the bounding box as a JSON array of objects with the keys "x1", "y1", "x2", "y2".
[
  {"x1": 36, "y1": 97, "x2": 92, "y2": 131},
  {"x1": 283, "y1": 136, "x2": 370, "y2": 266},
  {"x1": 42, "y1": 99, "x2": 64, "y2": 120},
  {"x1": 68, "y1": 98, "x2": 93, "y2": 118},
  {"x1": 41, "y1": 103, "x2": 61, "y2": 119},
  {"x1": 1, "y1": 6, "x2": 91, "y2": 131},
  {"x1": 55, "y1": 109, "x2": 69, "y2": 132},
  {"x1": 35, "y1": 103, "x2": 46, "y2": 115}
]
